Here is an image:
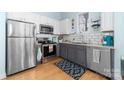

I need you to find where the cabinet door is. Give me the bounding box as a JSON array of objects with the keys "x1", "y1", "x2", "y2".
[
  {"x1": 87, "y1": 47, "x2": 101, "y2": 72},
  {"x1": 87, "y1": 47, "x2": 92, "y2": 68},
  {"x1": 46, "y1": 17, "x2": 54, "y2": 26},
  {"x1": 101, "y1": 12, "x2": 114, "y2": 31},
  {"x1": 40, "y1": 16, "x2": 47, "y2": 24},
  {"x1": 70, "y1": 17, "x2": 78, "y2": 34},
  {"x1": 60, "y1": 20, "x2": 65, "y2": 34},
  {"x1": 76, "y1": 46, "x2": 86, "y2": 67},
  {"x1": 65, "y1": 19, "x2": 71, "y2": 34},
  {"x1": 60, "y1": 19, "x2": 71, "y2": 34},
  {"x1": 67, "y1": 45, "x2": 86, "y2": 67},
  {"x1": 98, "y1": 49, "x2": 111, "y2": 77},
  {"x1": 24, "y1": 13, "x2": 38, "y2": 23},
  {"x1": 59, "y1": 44, "x2": 67, "y2": 59},
  {"x1": 87, "y1": 47, "x2": 111, "y2": 78},
  {"x1": 53, "y1": 20, "x2": 60, "y2": 34},
  {"x1": 67, "y1": 45, "x2": 76, "y2": 62}
]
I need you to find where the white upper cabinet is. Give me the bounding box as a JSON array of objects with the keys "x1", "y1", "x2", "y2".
[
  {"x1": 101, "y1": 12, "x2": 114, "y2": 32},
  {"x1": 60, "y1": 18, "x2": 71, "y2": 34},
  {"x1": 7, "y1": 13, "x2": 25, "y2": 21},
  {"x1": 39, "y1": 16, "x2": 47, "y2": 24},
  {"x1": 71, "y1": 17, "x2": 78, "y2": 34},
  {"x1": 24, "y1": 13, "x2": 39, "y2": 23},
  {"x1": 39, "y1": 16, "x2": 60, "y2": 34},
  {"x1": 7, "y1": 13, "x2": 39, "y2": 23},
  {"x1": 53, "y1": 20, "x2": 60, "y2": 34},
  {"x1": 39, "y1": 16, "x2": 54, "y2": 26},
  {"x1": 46, "y1": 17, "x2": 54, "y2": 26}
]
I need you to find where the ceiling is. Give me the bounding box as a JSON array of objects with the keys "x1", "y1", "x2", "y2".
[{"x1": 34, "y1": 12, "x2": 80, "y2": 20}]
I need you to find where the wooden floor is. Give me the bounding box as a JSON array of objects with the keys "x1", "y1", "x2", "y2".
[
  {"x1": 122, "y1": 76, "x2": 124, "y2": 80},
  {"x1": 5, "y1": 57, "x2": 107, "y2": 80}
]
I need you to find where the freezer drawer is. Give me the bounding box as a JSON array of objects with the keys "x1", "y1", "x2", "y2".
[{"x1": 7, "y1": 38, "x2": 25, "y2": 75}]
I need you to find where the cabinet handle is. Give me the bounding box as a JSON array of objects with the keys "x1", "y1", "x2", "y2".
[
  {"x1": 99, "y1": 51, "x2": 101, "y2": 62},
  {"x1": 100, "y1": 50, "x2": 110, "y2": 52},
  {"x1": 33, "y1": 24, "x2": 36, "y2": 37}
]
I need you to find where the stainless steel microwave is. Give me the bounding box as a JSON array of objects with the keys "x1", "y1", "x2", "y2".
[{"x1": 39, "y1": 24, "x2": 53, "y2": 34}]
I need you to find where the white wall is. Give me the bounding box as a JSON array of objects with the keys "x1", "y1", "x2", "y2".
[
  {"x1": 34, "y1": 12, "x2": 62, "y2": 20},
  {"x1": 114, "y1": 13, "x2": 124, "y2": 79},
  {"x1": 0, "y1": 12, "x2": 6, "y2": 79},
  {"x1": 60, "y1": 12, "x2": 80, "y2": 20}
]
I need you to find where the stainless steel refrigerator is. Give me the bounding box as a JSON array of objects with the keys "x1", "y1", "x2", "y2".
[{"x1": 6, "y1": 19, "x2": 36, "y2": 75}]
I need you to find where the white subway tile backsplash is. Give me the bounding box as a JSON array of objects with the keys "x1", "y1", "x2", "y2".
[{"x1": 62, "y1": 31, "x2": 113, "y2": 45}]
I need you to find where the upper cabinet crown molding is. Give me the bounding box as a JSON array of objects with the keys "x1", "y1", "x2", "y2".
[{"x1": 101, "y1": 12, "x2": 114, "y2": 32}]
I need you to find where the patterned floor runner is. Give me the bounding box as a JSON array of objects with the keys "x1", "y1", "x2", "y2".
[{"x1": 56, "y1": 59, "x2": 85, "y2": 80}]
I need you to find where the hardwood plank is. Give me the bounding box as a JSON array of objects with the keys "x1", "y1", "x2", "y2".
[{"x1": 5, "y1": 57, "x2": 107, "y2": 80}]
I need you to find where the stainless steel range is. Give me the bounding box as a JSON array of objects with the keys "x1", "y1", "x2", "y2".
[{"x1": 36, "y1": 37, "x2": 57, "y2": 63}]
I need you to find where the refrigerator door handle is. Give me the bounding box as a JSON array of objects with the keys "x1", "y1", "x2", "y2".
[
  {"x1": 8, "y1": 23, "x2": 13, "y2": 36},
  {"x1": 33, "y1": 25, "x2": 36, "y2": 37}
]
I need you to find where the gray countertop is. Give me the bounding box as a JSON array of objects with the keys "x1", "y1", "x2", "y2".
[{"x1": 59, "y1": 42, "x2": 115, "y2": 49}]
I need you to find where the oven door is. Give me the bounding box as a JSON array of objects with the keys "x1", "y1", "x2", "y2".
[{"x1": 42, "y1": 45, "x2": 56, "y2": 57}]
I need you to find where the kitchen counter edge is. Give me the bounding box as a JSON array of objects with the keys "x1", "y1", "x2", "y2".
[{"x1": 59, "y1": 42, "x2": 115, "y2": 49}]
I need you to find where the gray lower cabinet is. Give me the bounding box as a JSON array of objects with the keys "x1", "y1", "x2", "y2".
[
  {"x1": 87, "y1": 47, "x2": 100, "y2": 73},
  {"x1": 59, "y1": 43, "x2": 86, "y2": 67},
  {"x1": 59, "y1": 43, "x2": 113, "y2": 78},
  {"x1": 87, "y1": 46, "x2": 112, "y2": 78},
  {"x1": 67, "y1": 45, "x2": 76, "y2": 62},
  {"x1": 59, "y1": 43, "x2": 68, "y2": 59},
  {"x1": 75, "y1": 46, "x2": 86, "y2": 67},
  {"x1": 99, "y1": 49, "x2": 111, "y2": 77}
]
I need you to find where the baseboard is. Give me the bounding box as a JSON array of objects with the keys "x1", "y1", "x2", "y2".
[{"x1": 0, "y1": 73, "x2": 6, "y2": 80}]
